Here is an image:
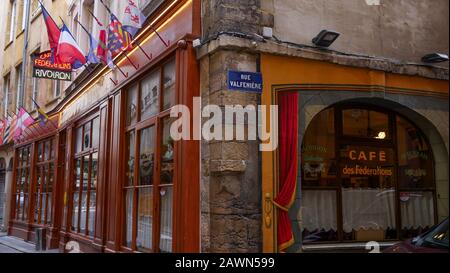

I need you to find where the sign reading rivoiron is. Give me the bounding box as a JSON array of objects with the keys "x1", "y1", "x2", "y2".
[{"x1": 32, "y1": 51, "x2": 72, "y2": 81}]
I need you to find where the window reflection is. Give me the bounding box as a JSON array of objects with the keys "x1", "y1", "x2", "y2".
[
  {"x1": 342, "y1": 109, "x2": 390, "y2": 139},
  {"x1": 163, "y1": 59, "x2": 176, "y2": 110},
  {"x1": 139, "y1": 127, "x2": 155, "y2": 186},
  {"x1": 141, "y1": 71, "x2": 160, "y2": 120},
  {"x1": 127, "y1": 84, "x2": 138, "y2": 126}
]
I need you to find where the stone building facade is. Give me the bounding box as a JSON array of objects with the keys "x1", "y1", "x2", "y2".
[{"x1": 198, "y1": 0, "x2": 448, "y2": 253}]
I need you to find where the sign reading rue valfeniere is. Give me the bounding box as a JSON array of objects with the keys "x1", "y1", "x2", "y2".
[
  {"x1": 228, "y1": 70, "x2": 263, "y2": 93},
  {"x1": 32, "y1": 51, "x2": 72, "y2": 81}
]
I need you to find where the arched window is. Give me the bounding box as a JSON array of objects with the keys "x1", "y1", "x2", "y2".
[{"x1": 301, "y1": 104, "x2": 437, "y2": 244}]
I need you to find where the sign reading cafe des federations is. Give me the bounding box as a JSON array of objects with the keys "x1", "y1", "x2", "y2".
[{"x1": 32, "y1": 51, "x2": 72, "y2": 81}]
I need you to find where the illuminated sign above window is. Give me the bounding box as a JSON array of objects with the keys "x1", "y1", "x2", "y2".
[{"x1": 32, "y1": 51, "x2": 72, "y2": 81}]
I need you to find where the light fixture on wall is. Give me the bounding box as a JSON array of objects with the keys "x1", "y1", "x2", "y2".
[
  {"x1": 375, "y1": 132, "x2": 387, "y2": 140},
  {"x1": 421, "y1": 53, "x2": 449, "y2": 63},
  {"x1": 312, "y1": 30, "x2": 340, "y2": 47}
]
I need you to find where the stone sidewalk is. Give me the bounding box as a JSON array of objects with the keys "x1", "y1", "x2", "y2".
[{"x1": 0, "y1": 232, "x2": 59, "y2": 253}]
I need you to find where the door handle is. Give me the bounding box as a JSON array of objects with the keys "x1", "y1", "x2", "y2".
[{"x1": 264, "y1": 193, "x2": 273, "y2": 228}]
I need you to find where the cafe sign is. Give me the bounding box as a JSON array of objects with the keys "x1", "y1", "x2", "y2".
[
  {"x1": 32, "y1": 51, "x2": 72, "y2": 81},
  {"x1": 341, "y1": 147, "x2": 394, "y2": 177}
]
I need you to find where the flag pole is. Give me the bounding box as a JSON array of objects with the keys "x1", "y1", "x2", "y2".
[
  {"x1": 132, "y1": 41, "x2": 152, "y2": 61},
  {"x1": 74, "y1": 18, "x2": 98, "y2": 73}
]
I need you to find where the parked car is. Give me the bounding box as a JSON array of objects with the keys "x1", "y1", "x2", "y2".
[{"x1": 384, "y1": 218, "x2": 449, "y2": 253}]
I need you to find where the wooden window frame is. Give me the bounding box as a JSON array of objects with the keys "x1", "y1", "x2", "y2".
[
  {"x1": 121, "y1": 56, "x2": 177, "y2": 253},
  {"x1": 33, "y1": 138, "x2": 56, "y2": 225},
  {"x1": 301, "y1": 103, "x2": 438, "y2": 244},
  {"x1": 13, "y1": 145, "x2": 31, "y2": 222},
  {"x1": 69, "y1": 112, "x2": 100, "y2": 239}
]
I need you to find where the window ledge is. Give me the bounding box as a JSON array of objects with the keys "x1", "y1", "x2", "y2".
[
  {"x1": 16, "y1": 29, "x2": 25, "y2": 39},
  {"x1": 4, "y1": 40, "x2": 13, "y2": 51},
  {"x1": 30, "y1": 8, "x2": 42, "y2": 24}
]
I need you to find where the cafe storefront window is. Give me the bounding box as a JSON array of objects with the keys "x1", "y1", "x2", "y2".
[
  {"x1": 122, "y1": 57, "x2": 176, "y2": 253},
  {"x1": 301, "y1": 104, "x2": 437, "y2": 244},
  {"x1": 34, "y1": 138, "x2": 56, "y2": 225},
  {"x1": 14, "y1": 145, "x2": 32, "y2": 222},
  {"x1": 70, "y1": 114, "x2": 100, "y2": 238}
]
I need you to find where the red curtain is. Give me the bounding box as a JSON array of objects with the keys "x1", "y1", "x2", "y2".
[{"x1": 273, "y1": 92, "x2": 299, "y2": 252}]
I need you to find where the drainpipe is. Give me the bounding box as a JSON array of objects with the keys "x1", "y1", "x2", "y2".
[{"x1": 18, "y1": 0, "x2": 31, "y2": 108}]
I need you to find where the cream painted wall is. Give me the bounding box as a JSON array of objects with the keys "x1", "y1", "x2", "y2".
[{"x1": 268, "y1": 0, "x2": 449, "y2": 67}]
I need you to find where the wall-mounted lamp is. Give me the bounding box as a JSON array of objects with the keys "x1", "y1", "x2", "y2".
[
  {"x1": 312, "y1": 30, "x2": 340, "y2": 47},
  {"x1": 421, "y1": 53, "x2": 449, "y2": 63}
]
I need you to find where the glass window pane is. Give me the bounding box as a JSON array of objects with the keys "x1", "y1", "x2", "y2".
[
  {"x1": 139, "y1": 127, "x2": 155, "y2": 186},
  {"x1": 47, "y1": 193, "x2": 52, "y2": 224},
  {"x1": 302, "y1": 108, "x2": 336, "y2": 187},
  {"x1": 48, "y1": 163, "x2": 54, "y2": 195},
  {"x1": 137, "y1": 187, "x2": 153, "y2": 252},
  {"x1": 140, "y1": 70, "x2": 160, "y2": 120},
  {"x1": 92, "y1": 117, "x2": 100, "y2": 149},
  {"x1": 16, "y1": 194, "x2": 23, "y2": 220},
  {"x1": 124, "y1": 189, "x2": 134, "y2": 248},
  {"x1": 162, "y1": 59, "x2": 176, "y2": 110},
  {"x1": 75, "y1": 127, "x2": 83, "y2": 154},
  {"x1": 88, "y1": 190, "x2": 96, "y2": 237},
  {"x1": 301, "y1": 190, "x2": 338, "y2": 243},
  {"x1": 50, "y1": 139, "x2": 55, "y2": 160},
  {"x1": 126, "y1": 132, "x2": 135, "y2": 187},
  {"x1": 91, "y1": 153, "x2": 98, "y2": 190},
  {"x1": 80, "y1": 191, "x2": 87, "y2": 234},
  {"x1": 40, "y1": 193, "x2": 47, "y2": 223},
  {"x1": 44, "y1": 140, "x2": 50, "y2": 161},
  {"x1": 34, "y1": 193, "x2": 40, "y2": 223},
  {"x1": 23, "y1": 194, "x2": 28, "y2": 221},
  {"x1": 74, "y1": 159, "x2": 81, "y2": 192},
  {"x1": 342, "y1": 188, "x2": 397, "y2": 241},
  {"x1": 83, "y1": 122, "x2": 91, "y2": 150},
  {"x1": 397, "y1": 117, "x2": 434, "y2": 189},
  {"x1": 161, "y1": 118, "x2": 174, "y2": 185},
  {"x1": 37, "y1": 143, "x2": 43, "y2": 162},
  {"x1": 400, "y1": 191, "x2": 436, "y2": 239},
  {"x1": 159, "y1": 186, "x2": 173, "y2": 252},
  {"x1": 72, "y1": 159, "x2": 81, "y2": 231},
  {"x1": 127, "y1": 84, "x2": 138, "y2": 126},
  {"x1": 342, "y1": 109, "x2": 390, "y2": 139},
  {"x1": 72, "y1": 192, "x2": 79, "y2": 231}
]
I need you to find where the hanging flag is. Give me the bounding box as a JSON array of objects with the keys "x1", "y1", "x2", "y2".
[
  {"x1": 76, "y1": 19, "x2": 100, "y2": 64},
  {"x1": 122, "y1": 0, "x2": 147, "y2": 38},
  {"x1": 107, "y1": 13, "x2": 133, "y2": 58},
  {"x1": 40, "y1": 2, "x2": 61, "y2": 61},
  {"x1": 88, "y1": 9, "x2": 108, "y2": 65},
  {"x1": 6, "y1": 115, "x2": 17, "y2": 144},
  {"x1": 31, "y1": 98, "x2": 49, "y2": 127},
  {"x1": 0, "y1": 119, "x2": 5, "y2": 144},
  {"x1": 97, "y1": 28, "x2": 109, "y2": 65},
  {"x1": 2, "y1": 117, "x2": 11, "y2": 145},
  {"x1": 56, "y1": 24, "x2": 87, "y2": 69},
  {"x1": 14, "y1": 108, "x2": 36, "y2": 140}
]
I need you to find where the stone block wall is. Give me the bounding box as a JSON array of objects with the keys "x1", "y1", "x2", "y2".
[{"x1": 200, "y1": 49, "x2": 262, "y2": 252}]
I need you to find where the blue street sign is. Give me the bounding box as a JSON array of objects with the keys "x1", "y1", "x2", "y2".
[{"x1": 227, "y1": 70, "x2": 263, "y2": 93}]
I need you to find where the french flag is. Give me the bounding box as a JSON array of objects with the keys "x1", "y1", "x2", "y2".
[
  {"x1": 41, "y1": 3, "x2": 60, "y2": 61},
  {"x1": 56, "y1": 24, "x2": 87, "y2": 69}
]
